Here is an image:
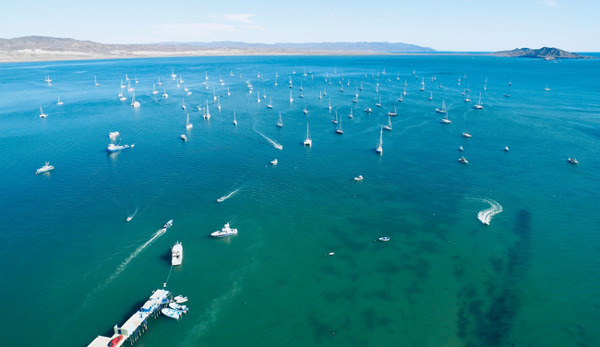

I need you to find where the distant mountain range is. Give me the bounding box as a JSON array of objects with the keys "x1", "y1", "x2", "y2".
[
  {"x1": 493, "y1": 47, "x2": 595, "y2": 59},
  {"x1": 0, "y1": 36, "x2": 435, "y2": 62}
]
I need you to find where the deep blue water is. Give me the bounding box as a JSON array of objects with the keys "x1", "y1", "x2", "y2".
[{"x1": 1, "y1": 55, "x2": 599, "y2": 346}]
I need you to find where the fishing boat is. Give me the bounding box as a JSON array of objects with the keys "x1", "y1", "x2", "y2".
[
  {"x1": 435, "y1": 100, "x2": 447, "y2": 114},
  {"x1": 36, "y1": 162, "x2": 54, "y2": 174},
  {"x1": 378, "y1": 237, "x2": 390, "y2": 242},
  {"x1": 210, "y1": 222, "x2": 238, "y2": 238},
  {"x1": 458, "y1": 156, "x2": 468, "y2": 164},
  {"x1": 568, "y1": 157, "x2": 579, "y2": 165},
  {"x1": 163, "y1": 219, "x2": 174, "y2": 229},
  {"x1": 161, "y1": 308, "x2": 183, "y2": 320},
  {"x1": 304, "y1": 123, "x2": 312, "y2": 147},
  {"x1": 171, "y1": 242, "x2": 183, "y2": 266},
  {"x1": 39, "y1": 105, "x2": 47, "y2": 118},
  {"x1": 376, "y1": 127, "x2": 383, "y2": 155},
  {"x1": 354, "y1": 175, "x2": 364, "y2": 182}
]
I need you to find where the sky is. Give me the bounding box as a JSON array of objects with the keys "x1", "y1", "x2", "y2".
[{"x1": 1, "y1": 0, "x2": 598, "y2": 51}]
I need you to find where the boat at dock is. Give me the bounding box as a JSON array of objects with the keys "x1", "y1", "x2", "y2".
[
  {"x1": 168, "y1": 302, "x2": 189, "y2": 312},
  {"x1": 173, "y1": 295, "x2": 188, "y2": 304},
  {"x1": 161, "y1": 307, "x2": 183, "y2": 320}
]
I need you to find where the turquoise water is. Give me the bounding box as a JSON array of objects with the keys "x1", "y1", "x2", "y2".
[{"x1": 1, "y1": 55, "x2": 599, "y2": 346}]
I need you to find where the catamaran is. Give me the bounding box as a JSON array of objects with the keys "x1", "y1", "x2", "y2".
[{"x1": 304, "y1": 123, "x2": 312, "y2": 147}]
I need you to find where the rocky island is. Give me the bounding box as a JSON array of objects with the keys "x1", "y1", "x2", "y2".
[{"x1": 494, "y1": 46, "x2": 595, "y2": 60}]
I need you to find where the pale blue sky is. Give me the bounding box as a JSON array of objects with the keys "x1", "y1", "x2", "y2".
[{"x1": 1, "y1": 0, "x2": 598, "y2": 51}]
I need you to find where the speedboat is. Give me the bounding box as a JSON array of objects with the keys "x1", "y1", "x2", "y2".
[
  {"x1": 568, "y1": 157, "x2": 578, "y2": 165},
  {"x1": 354, "y1": 175, "x2": 363, "y2": 182},
  {"x1": 271, "y1": 158, "x2": 278, "y2": 166},
  {"x1": 458, "y1": 156, "x2": 468, "y2": 164},
  {"x1": 210, "y1": 222, "x2": 238, "y2": 238},
  {"x1": 169, "y1": 302, "x2": 189, "y2": 312},
  {"x1": 106, "y1": 143, "x2": 131, "y2": 153},
  {"x1": 171, "y1": 242, "x2": 183, "y2": 266},
  {"x1": 462, "y1": 131, "x2": 472, "y2": 138},
  {"x1": 36, "y1": 162, "x2": 54, "y2": 174},
  {"x1": 161, "y1": 307, "x2": 183, "y2": 320},
  {"x1": 163, "y1": 219, "x2": 174, "y2": 229},
  {"x1": 173, "y1": 295, "x2": 188, "y2": 304},
  {"x1": 378, "y1": 237, "x2": 390, "y2": 242}
]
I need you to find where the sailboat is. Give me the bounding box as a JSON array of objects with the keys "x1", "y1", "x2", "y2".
[
  {"x1": 464, "y1": 91, "x2": 471, "y2": 103},
  {"x1": 376, "y1": 96, "x2": 382, "y2": 107},
  {"x1": 152, "y1": 84, "x2": 158, "y2": 95},
  {"x1": 328, "y1": 98, "x2": 332, "y2": 111},
  {"x1": 233, "y1": 111, "x2": 237, "y2": 126},
  {"x1": 267, "y1": 97, "x2": 273, "y2": 109},
  {"x1": 186, "y1": 113, "x2": 193, "y2": 130},
  {"x1": 428, "y1": 91, "x2": 433, "y2": 101},
  {"x1": 157, "y1": 77, "x2": 163, "y2": 86},
  {"x1": 387, "y1": 104, "x2": 397, "y2": 117},
  {"x1": 131, "y1": 92, "x2": 140, "y2": 108},
  {"x1": 162, "y1": 88, "x2": 168, "y2": 99},
  {"x1": 303, "y1": 105, "x2": 308, "y2": 115},
  {"x1": 94, "y1": 76, "x2": 100, "y2": 87},
  {"x1": 348, "y1": 108, "x2": 354, "y2": 119},
  {"x1": 304, "y1": 123, "x2": 312, "y2": 147},
  {"x1": 289, "y1": 90, "x2": 293, "y2": 103},
  {"x1": 56, "y1": 97, "x2": 64, "y2": 106},
  {"x1": 472, "y1": 93, "x2": 483, "y2": 109},
  {"x1": 335, "y1": 116, "x2": 343, "y2": 134},
  {"x1": 204, "y1": 100, "x2": 211, "y2": 120},
  {"x1": 181, "y1": 99, "x2": 186, "y2": 110},
  {"x1": 276, "y1": 112, "x2": 283, "y2": 128},
  {"x1": 420, "y1": 78, "x2": 425, "y2": 91},
  {"x1": 383, "y1": 117, "x2": 392, "y2": 131},
  {"x1": 119, "y1": 88, "x2": 126, "y2": 101},
  {"x1": 332, "y1": 111, "x2": 338, "y2": 124},
  {"x1": 376, "y1": 127, "x2": 383, "y2": 155},
  {"x1": 44, "y1": 75, "x2": 52, "y2": 85},
  {"x1": 39, "y1": 105, "x2": 47, "y2": 118},
  {"x1": 440, "y1": 112, "x2": 451, "y2": 124},
  {"x1": 435, "y1": 100, "x2": 447, "y2": 114}
]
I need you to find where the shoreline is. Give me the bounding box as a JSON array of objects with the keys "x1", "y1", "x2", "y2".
[{"x1": 0, "y1": 49, "x2": 493, "y2": 63}]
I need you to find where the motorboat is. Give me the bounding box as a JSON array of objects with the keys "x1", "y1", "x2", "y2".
[
  {"x1": 504, "y1": 146, "x2": 509, "y2": 152},
  {"x1": 106, "y1": 143, "x2": 131, "y2": 153},
  {"x1": 364, "y1": 107, "x2": 372, "y2": 113},
  {"x1": 163, "y1": 219, "x2": 174, "y2": 229},
  {"x1": 354, "y1": 175, "x2": 363, "y2": 182},
  {"x1": 161, "y1": 307, "x2": 183, "y2": 320},
  {"x1": 378, "y1": 237, "x2": 390, "y2": 242},
  {"x1": 168, "y1": 302, "x2": 189, "y2": 312},
  {"x1": 36, "y1": 162, "x2": 54, "y2": 174},
  {"x1": 107, "y1": 335, "x2": 123, "y2": 347},
  {"x1": 568, "y1": 157, "x2": 579, "y2": 165},
  {"x1": 210, "y1": 222, "x2": 238, "y2": 238},
  {"x1": 458, "y1": 156, "x2": 469, "y2": 164},
  {"x1": 171, "y1": 242, "x2": 183, "y2": 266},
  {"x1": 173, "y1": 295, "x2": 188, "y2": 304},
  {"x1": 459, "y1": 146, "x2": 464, "y2": 152},
  {"x1": 181, "y1": 134, "x2": 187, "y2": 141},
  {"x1": 270, "y1": 158, "x2": 278, "y2": 166},
  {"x1": 462, "y1": 131, "x2": 472, "y2": 138}
]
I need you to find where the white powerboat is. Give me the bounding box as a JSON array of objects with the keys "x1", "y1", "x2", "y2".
[
  {"x1": 36, "y1": 162, "x2": 54, "y2": 174},
  {"x1": 181, "y1": 134, "x2": 187, "y2": 141},
  {"x1": 171, "y1": 242, "x2": 183, "y2": 266},
  {"x1": 210, "y1": 222, "x2": 238, "y2": 238},
  {"x1": 163, "y1": 219, "x2": 174, "y2": 229},
  {"x1": 378, "y1": 237, "x2": 390, "y2": 242},
  {"x1": 458, "y1": 156, "x2": 468, "y2": 164},
  {"x1": 568, "y1": 157, "x2": 578, "y2": 165},
  {"x1": 173, "y1": 295, "x2": 188, "y2": 304},
  {"x1": 270, "y1": 159, "x2": 278, "y2": 166},
  {"x1": 168, "y1": 302, "x2": 188, "y2": 312},
  {"x1": 161, "y1": 307, "x2": 183, "y2": 320},
  {"x1": 354, "y1": 175, "x2": 363, "y2": 182}
]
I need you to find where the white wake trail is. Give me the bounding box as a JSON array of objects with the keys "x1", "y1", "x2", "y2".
[{"x1": 476, "y1": 198, "x2": 503, "y2": 226}]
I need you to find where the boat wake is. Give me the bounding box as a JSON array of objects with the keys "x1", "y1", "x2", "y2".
[
  {"x1": 254, "y1": 128, "x2": 283, "y2": 150},
  {"x1": 217, "y1": 188, "x2": 240, "y2": 203},
  {"x1": 475, "y1": 198, "x2": 503, "y2": 226},
  {"x1": 105, "y1": 227, "x2": 168, "y2": 285}
]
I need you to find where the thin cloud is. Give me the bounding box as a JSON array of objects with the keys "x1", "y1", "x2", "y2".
[
  {"x1": 223, "y1": 14, "x2": 255, "y2": 24},
  {"x1": 541, "y1": 0, "x2": 559, "y2": 7}
]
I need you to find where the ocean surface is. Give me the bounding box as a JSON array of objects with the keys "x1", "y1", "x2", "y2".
[{"x1": 1, "y1": 55, "x2": 599, "y2": 346}]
